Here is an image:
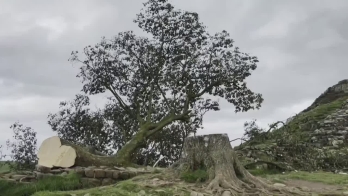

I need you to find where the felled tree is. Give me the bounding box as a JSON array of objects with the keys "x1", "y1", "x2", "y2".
[
  {"x1": 69, "y1": 0, "x2": 262, "y2": 166},
  {"x1": 48, "y1": 94, "x2": 194, "y2": 166}
]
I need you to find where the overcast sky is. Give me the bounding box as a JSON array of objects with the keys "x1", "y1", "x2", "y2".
[{"x1": 0, "y1": 0, "x2": 347, "y2": 155}]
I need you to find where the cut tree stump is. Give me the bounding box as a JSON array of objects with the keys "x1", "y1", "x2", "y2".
[
  {"x1": 171, "y1": 133, "x2": 308, "y2": 196},
  {"x1": 37, "y1": 136, "x2": 121, "y2": 168}
]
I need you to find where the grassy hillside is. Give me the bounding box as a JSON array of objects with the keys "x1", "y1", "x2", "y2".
[{"x1": 235, "y1": 93, "x2": 348, "y2": 171}]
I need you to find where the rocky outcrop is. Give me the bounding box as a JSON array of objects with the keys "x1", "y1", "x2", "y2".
[{"x1": 310, "y1": 99, "x2": 348, "y2": 149}]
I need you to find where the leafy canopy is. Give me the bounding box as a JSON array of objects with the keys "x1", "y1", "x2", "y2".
[{"x1": 69, "y1": 0, "x2": 263, "y2": 137}]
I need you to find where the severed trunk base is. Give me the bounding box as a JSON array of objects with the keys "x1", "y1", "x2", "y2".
[
  {"x1": 37, "y1": 136, "x2": 129, "y2": 168},
  {"x1": 171, "y1": 134, "x2": 308, "y2": 196}
]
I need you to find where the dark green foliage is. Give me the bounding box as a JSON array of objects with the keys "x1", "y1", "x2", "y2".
[
  {"x1": 4, "y1": 122, "x2": 37, "y2": 171},
  {"x1": 48, "y1": 94, "x2": 116, "y2": 156},
  {"x1": 66, "y1": 0, "x2": 262, "y2": 164},
  {"x1": 242, "y1": 119, "x2": 267, "y2": 143}
]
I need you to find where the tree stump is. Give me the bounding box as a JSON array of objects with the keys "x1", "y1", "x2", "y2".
[{"x1": 171, "y1": 134, "x2": 306, "y2": 196}]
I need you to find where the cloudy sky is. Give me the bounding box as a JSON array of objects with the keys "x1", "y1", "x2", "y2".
[{"x1": 0, "y1": 0, "x2": 347, "y2": 155}]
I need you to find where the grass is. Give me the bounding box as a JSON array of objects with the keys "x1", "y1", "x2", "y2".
[
  {"x1": 268, "y1": 96, "x2": 348, "y2": 141},
  {"x1": 289, "y1": 96, "x2": 347, "y2": 128},
  {"x1": 248, "y1": 169, "x2": 283, "y2": 177},
  {"x1": 31, "y1": 170, "x2": 348, "y2": 195},
  {"x1": 251, "y1": 169, "x2": 348, "y2": 185},
  {"x1": 180, "y1": 169, "x2": 208, "y2": 183},
  {"x1": 0, "y1": 163, "x2": 10, "y2": 174},
  {"x1": 2, "y1": 167, "x2": 348, "y2": 196},
  {"x1": 0, "y1": 173, "x2": 86, "y2": 196},
  {"x1": 33, "y1": 180, "x2": 187, "y2": 196}
]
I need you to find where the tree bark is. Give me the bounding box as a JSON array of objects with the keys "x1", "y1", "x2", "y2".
[
  {"x1": 171, "y1": 134, "x2": 306, "y2": 196},
  {"x1": 37, "y1": 136, "x2": 129, "y2": 168},
  {"x1": 58, "y1": 139, "x2": 126, "y2": 167},
  {"x1": 114, "y1": 129, "x2": 148, "y2": 166},
  {"x1": 114, "y1": 112, "x2": 190, "y2": 165}
]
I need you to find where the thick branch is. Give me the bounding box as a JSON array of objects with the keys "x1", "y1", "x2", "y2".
[
  {"x1": 146, "y1": 111, "x2": 190, "y2": 138},
  {"x1": 105, "y1": 85, "x2": 144, "y2": 123}
]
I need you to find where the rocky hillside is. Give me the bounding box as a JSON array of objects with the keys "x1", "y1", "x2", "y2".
[{"x1": 235, "y1": 79, "x2": 348, "y2": 172}]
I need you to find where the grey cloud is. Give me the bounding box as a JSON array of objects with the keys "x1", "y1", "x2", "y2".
[{"x1": 0, "y1": 0, "x2": 347, "y2": 148}]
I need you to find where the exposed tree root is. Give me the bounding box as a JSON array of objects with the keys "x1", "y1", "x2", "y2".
[{"x1": 171, "y1": 134, "x2": 310, "y2": 196}]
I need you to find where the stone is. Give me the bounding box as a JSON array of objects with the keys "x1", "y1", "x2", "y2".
[
  {"x1": 190, "y1": 191, "x2": 204, "y2": 196},
  {"x1": 112, "y1": 170, "x2": 120, "y2": 179},
  {"x1": 101, "y1": 178, "x2": 116, "y2": 186},
  {"x1": 34, "y1": 172, "x2": 53, "y2": 180},
  {"x1": 85, "y1": 169, "x2": 94, "y2": 178},
  {"x1": 314, "y1": 129, "x2": 322, "y2": 134},
  {"x1": 332, "y1": 139, "x2": 344, "y2": 147},
  {"x1": 119, "y1": 171, "x2": 130, "y2": 180},
  {"x1": 113, "y1": 166, "x2": 125, "y2": 170},
  {"x1": 11, "y1": 175, "x2": 28, "y2": 181},
  {"x1": 50, "y1": 169, "x2": 63, "y2": 174},
  {"x1": 273, "y1": 183, "x2": 286, "y2": 187},
  {"x1": 221, "y1": 191, "x2": 232, "y2": 196},
  {"x1": 105, "y1": 170, "x2": 114, "y2": 178},
  {"x1": 94, "y1": 169, "x2": 105, "y2": 178},
  {"x1": 35, "y1": 165, "x2": 51, "y2": 173},
  {"x1": 74, "y1": 168, "x2": 85, "y2": 177},
  {"x1": 299, "y1": 186, "x2": 311, "y2": 192},
  {"x1": 128, "y1": 171, "x2": 137, "y2": 178}
]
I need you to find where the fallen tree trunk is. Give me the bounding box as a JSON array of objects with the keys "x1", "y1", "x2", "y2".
[
  {"x1": 170, "y1": 134, "x2": 306, "y2": 196},
  {"x1": 37, "y1": 136, "x2": 123, "y2": 168}
]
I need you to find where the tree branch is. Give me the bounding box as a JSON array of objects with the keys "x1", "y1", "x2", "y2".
[
  {"x1": 156, "y1": 82, "x2": 172, "y2": 111},
  {"x1": 195, "y1": 80, "x2": 222, "y2": 98},
  {"x1": 266, "y1": 121, "x2": 286, "y2": 133},
  {"x1": 146, "y1": 84, "x2": 155, "y2": 123},
  {"x1": 105, "y1": 85, "x2": 133, "y2": 117},
  {"x1": 145, "y1": 111, "x2": 191, "y2": 138},
  {"x1": 230, "y1": 137, "x2": 247, "y2": 143}
]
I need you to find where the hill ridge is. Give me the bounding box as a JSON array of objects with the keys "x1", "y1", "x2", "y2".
[{"x1": 236, "y1": 79, "x2": 348, "y2": 171}]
